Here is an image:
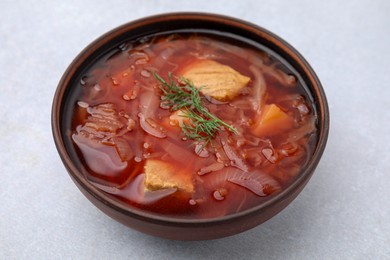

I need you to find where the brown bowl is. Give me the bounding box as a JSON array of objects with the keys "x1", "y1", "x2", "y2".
[{"x1": 52, "y1": 12, "x2": 329, "y2": 240}]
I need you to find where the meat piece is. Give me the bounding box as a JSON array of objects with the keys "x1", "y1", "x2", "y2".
[
  {"x1": 144, "y1": 159, "x2": 194, "y2": 193},
  {"x1": 181, "y1": 59, "x2": 250, "y2": 101}
]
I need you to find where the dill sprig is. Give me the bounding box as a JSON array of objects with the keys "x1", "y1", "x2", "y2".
[{"x1": 153, "y1": 71, "x2": 237, "y2": 146}]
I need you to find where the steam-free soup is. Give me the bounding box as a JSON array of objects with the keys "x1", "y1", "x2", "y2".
[{"x1": 67, "y1": 32, "x2": 317, "y2": 219}]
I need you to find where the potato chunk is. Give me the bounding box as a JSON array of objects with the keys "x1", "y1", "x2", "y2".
[
  {"x1": 182, "y1": 60, "x2": 250, "y2": 101},
  {"x1": 144, "y1": 159, "x2": 194, "y2": 193},
  {"x1": 168, "y1": 110, "x2": 190, "y2": 127},
  {"x1": 252, "y1": 104, "x2": 293, "y2": 136}
]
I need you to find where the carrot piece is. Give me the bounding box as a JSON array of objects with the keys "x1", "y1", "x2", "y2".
[{"x1": 252, "y1": 104, "x2": 293, "y2": 136}]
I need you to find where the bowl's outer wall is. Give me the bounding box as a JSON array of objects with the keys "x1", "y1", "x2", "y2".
[
  {"x1": 52, "y1": 13, "x2": 329, "y2": 240},
  {"x1": 71, "y1": 169, "x2": 312, "y2": 240}
]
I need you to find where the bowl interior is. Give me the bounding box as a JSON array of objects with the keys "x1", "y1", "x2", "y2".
[{"x1": 52, "y1": 13, "x2": 329, "y2": 227}]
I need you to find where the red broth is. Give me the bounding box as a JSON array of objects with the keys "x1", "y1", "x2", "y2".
[{"x1": 67, "y1": 32, "x2": 318, "y2": 219}]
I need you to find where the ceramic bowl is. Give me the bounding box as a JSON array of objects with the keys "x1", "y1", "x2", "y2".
[{"x1": 52, "y1": 12, "x2": 329, "y2": 240}]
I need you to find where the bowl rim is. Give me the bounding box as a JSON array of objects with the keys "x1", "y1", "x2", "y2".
[{"x1": 52, "y1": 12, "x2": 329, "y2": 226}]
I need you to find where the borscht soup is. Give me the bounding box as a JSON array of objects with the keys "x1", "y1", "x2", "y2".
[{"x1": 64, "y1": 31, "x2": 318, "y2": 219}]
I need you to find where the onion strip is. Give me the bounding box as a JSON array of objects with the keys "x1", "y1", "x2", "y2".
[{"x1": 138, "y1": 113, "x2": 166, "y2": 138}]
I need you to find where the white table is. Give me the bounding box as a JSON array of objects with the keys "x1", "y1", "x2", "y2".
[{"x1": 1, "y1": 1, "x2": 389, "y2": 259}]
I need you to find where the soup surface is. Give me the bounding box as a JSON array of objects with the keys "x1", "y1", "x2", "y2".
[{"x1": 66, "y1": 32, "x2": 318, "y2": 219}]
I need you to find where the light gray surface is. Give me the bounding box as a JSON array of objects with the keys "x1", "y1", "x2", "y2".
[{"x1": 1, "y1": 0, "x2": 389, "y2": 259}]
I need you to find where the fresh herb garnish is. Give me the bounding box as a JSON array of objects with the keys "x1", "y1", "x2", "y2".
[{"x1": 153, "y1": 72, "x2": 237, "y2": 147}]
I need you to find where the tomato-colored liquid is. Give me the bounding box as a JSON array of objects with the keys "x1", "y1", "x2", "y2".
[{"x1": 65, "y1": 32, "x2": 318, "y2": 219}]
